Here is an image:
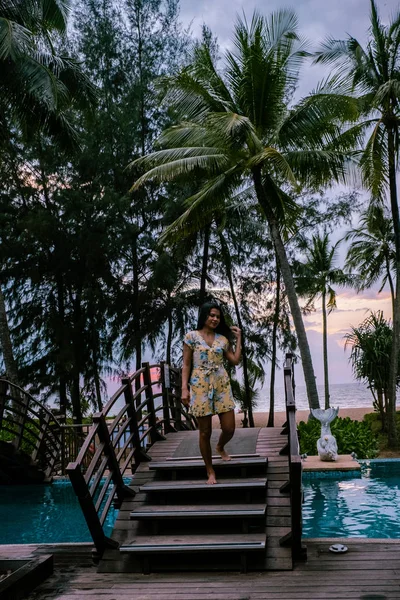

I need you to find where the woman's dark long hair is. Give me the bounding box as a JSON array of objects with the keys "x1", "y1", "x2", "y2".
[{"x1": 196, "y1": 302, "x2": 232, "y2": 342}]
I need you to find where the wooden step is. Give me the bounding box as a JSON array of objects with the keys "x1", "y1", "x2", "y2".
[
  {"x1": 149, "y1": 457, "x2": 268, "y2": 471},
  {"x1": 119, "y1": 533, "x2": 266, "y2": 554},
  {"x1": 166, "y1": 453, "x2": 260, "y2": 461},
  {"x1": 130, "y1": 503, "x2": 267, "y2": 520},
  {"x1": 139, "y1": 477, "x2": 268, "y2": 493}
]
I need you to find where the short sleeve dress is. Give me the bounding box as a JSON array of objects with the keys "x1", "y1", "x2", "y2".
[{"x1": 183, "y1": 330, "x2": 235, "y2": 417}]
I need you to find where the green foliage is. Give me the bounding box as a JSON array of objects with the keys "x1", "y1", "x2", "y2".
[
  {"x1": 298, "y1": 416, "x2": 378, "y2": 459},
  {"x1": 364, "y1": 411, "x2": 400, "y2": 453}
]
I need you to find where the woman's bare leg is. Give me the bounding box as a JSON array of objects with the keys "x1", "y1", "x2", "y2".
[
  {"x1": 197, "y1": 415, "x2": 217, "y2": 484},
  {"x1": 216, "y1": 410, "x2": 235, "y2": 461}
]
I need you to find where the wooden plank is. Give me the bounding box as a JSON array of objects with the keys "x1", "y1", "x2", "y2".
[
  {"x1": 120, "y1": 533, "x2": 266, "y2": 553},
  {"x1": 130, "y1": 503, "x2": 267, "y2": 519},
  {"x1": 139, "y1": 477, "x2": 267, "y2": 492},
  {"x1": 150, "y1": 457, "x2": 267, "y2": 470}
]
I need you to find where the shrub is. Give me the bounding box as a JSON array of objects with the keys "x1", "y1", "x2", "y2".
[{"x1": 298, "y1": 416, "x2": 378, "y2": 459}]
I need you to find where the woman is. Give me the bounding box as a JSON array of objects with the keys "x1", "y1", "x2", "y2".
[{"x1": 181, "y1": 301, "x2": 241, "y2": 484}]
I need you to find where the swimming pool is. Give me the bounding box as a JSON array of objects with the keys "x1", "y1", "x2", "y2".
[
  {"x1": 303, "y1": 460, "x2": 400, "y2": 538},
  {"x1": 0, "y1": 479, "x2": 120, "y2": 544}
]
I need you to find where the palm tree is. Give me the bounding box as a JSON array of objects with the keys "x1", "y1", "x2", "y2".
[
  {"x1": 130, "y1": 11, "x2": 359, "y2": 410},
  {"x1": 345, "y1": 311, "x2": 396, "y2": 432},
  {"x1": 344, "y1": 205, "x2": 395, "y2": 314},
  {"x1": 314, "y1": 0, "x2": 400, "y2": 445},
  {"x1": 296, "y1": 233, "x2": 348, "y2": 409},
  {"x1": 0, "y1": 0, "x2": 96, "y2": 383}
]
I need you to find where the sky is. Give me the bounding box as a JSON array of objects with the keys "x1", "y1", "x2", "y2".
[{"x1": 175, "y1": 0, "x2": 399, "y2": 386}]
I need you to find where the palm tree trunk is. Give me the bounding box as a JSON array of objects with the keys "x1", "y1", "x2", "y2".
[
  {"x1": 252, "y1": 169, "x2": 320, "y2": 410},
  {"x1": 200, "y1": 225, "x2": 210, "y2": 305},
  {"x1": 385, "y1": 255, "x2": 396, "y2": 319},
  {"x1": 268, "y1": 258, "x2": 280, "y2": 427},
  {"x1": 322, "y1": 291, "x2": 330, "y2": 409},
  {"x1": 387, "y1": 126, "x2": 400, "y2": 448},
  {"x1": 0, "y1": 285, "x2": 18, "y2": 383},
  {"x1": 219, "y1": 233, "x2": 254, "y2": 428}
]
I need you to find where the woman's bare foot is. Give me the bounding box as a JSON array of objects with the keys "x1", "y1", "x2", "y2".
[
  {"x1": 216, "y1": 445, "x2": 231, "y2": 461},
  {"x1": 206, "y1": 470, "x2": 217, "y2": 484}
]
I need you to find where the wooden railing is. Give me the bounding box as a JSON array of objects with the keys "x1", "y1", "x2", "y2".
[
  {"x1": 66, "y1": 361, "x2": 196, "y2": 556},
  {"x1": 279, "y1": 353, "x2": 307, "y2": 561},
  {"x1": 0, "y1": 379, "x2": 62, "y2": 480}
]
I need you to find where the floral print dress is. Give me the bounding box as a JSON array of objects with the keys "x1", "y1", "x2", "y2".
[{"x1": 184, "y1": 330, "x2": 235, "y2": 417}]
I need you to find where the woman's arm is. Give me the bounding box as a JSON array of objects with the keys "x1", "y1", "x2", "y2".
[
  {"x1": 181, "y1": 343, "x2": 193, "y2": 406},
  {"x1": 224, "y1": 326, "x2": 242, "y2": 366}
]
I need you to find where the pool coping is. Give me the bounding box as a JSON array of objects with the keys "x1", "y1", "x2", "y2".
[{"x1": 302, "y1": 454, "x2": 361, "y2": 472}]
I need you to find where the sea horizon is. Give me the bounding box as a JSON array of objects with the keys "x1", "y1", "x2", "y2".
[{"x1": 255, "y1": 381, "x2": 386, "y2": 413}]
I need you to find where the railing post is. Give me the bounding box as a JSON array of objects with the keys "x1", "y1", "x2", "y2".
[
  {"x1": 170, "y1": 366, "x2": 183, "y2": 431},
  {"x1": 122, "y1": 377, "x2": 151, "y2": 467},
  {"x1": 142, "y1": 362, "x2": 166, "y2": 443},
  {"x1": 160, "y1": 361, "x2": 175, "y2": 433},
  {"x1": 67, "y1": 462, "x2": 119, "y2": 555},
  {"x1": 279, "y1": 353, "x2": 307, "y2": 562},
  {"x1": 92, "y1": 413, "x2": 134, "y2": 505},
  {"x1": 0, "y1": 379, "x2": 7, "y2": 428}
]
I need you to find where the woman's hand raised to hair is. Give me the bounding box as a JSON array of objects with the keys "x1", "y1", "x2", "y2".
[{"x1": 230, "y1": 326, "x2": 241, "y2": 340}]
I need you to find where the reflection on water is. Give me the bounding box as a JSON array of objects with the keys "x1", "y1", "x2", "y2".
[
  {"x1": 0, "y1": 480, "x2": 119, "y2": 544},
  {"x1": 303, "y1": 462, "x2": 400, "y2": 538}
]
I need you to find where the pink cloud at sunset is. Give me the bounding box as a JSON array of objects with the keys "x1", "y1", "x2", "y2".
[{"x1": 295, "y1": 287, "x2": 393, "y2": 386}]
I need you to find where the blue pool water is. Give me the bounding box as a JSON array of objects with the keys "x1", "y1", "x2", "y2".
[
  {"x1": 0, "y1": 480, "x2": 120, "y2": 544},
  {"x1": 303, "y1": 460, "x2": 400, "y2": 538}
]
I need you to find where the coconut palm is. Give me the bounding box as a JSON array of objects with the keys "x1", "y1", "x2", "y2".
[
  {"x1": 296, "y1": 233, "x2": 348, "y2": 409},
  {"x1": 314, "y1": 0, "x2": 400, "y2": 445},
  {"x1": 130, "y1": 11, "x2": 360, "y2": 410},
  {"x1": 344, "y1": 205, "x2": 395, "y2": 314},
  {"x1": 0, "y1": 0, "x2": 96, "y2": 144}
]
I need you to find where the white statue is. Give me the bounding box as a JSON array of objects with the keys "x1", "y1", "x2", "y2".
[{"x1": 311, "y1": 407, "x2": 339, "y2": 461}]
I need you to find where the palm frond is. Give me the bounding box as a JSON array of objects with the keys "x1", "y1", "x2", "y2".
[
  {"x1": 130, "y1": 153, "x2": 231, "y2": 191},
  {"x1": 0, "y1": 17, "x2": 31, "y2": 60},
  {"x1": 246, "y1": 147, "x2": 298, "y2": 188}
]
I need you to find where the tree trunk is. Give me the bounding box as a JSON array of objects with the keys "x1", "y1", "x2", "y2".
[
  {"x1": 132, "y1": 236, "x2": 142, "y2": 390},
  {"x1": 56, "y1": 275, "x2": 68, "y2": 416},
  {"x1": 199, "y1": 225, "x2": 210, "y2": 305},
  {"x1": 70, "y1": 376, "x2": 83, "y2": 424},
  {"x1": 71, "y1": 291, "x2": 83, "y2": 424},
  {"x1": 252, "y1": 168, "x2": 320, "y2": 410},
  {"x1": 385, "y1": 255, "x2": 395, "y2": 318},
  {"x1": 219, "y1": 233, "x2": 254, "y2": 428},
  {"x1": 268, "y1": 257, "x2": 281, "y2": 427},
  {"x1": 387, "y1": 126, "x2": 400, "y2": 449},
  {"x1": 166, "y1": 300, "x2": 173, "y2": 365},
  {"x1": 0, "y1": 284, "x2": 18, "y2": 383},
  {"x1": 322, "y1": 291, "x2": 330, "y2": 409},
  {"x1": 92, "y1": 346, "x2": 103, "y2": 412}
]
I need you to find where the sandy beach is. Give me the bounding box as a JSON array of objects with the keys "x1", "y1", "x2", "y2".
[{"x1": 213, "y1": 406, "x2": 375, "y2": 429}]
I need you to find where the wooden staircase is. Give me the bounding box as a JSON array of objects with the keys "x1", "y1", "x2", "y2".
[
  {"x1": 99, "y1": 428, "x2": 293, "y2": 574},
  {"x1": 120, "y1": 455, "x2": 267, "y2": 573}
]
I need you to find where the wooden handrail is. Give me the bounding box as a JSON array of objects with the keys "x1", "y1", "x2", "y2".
[
  {"x1": 279, "y1": 353, "x2": 307, "y2": 562},
  {"x1": 67, "y1": 361, "x2": 196, "y2": 556},
  {"x1": 0, "y1": 378, "x2": 62, "y2": 480}
]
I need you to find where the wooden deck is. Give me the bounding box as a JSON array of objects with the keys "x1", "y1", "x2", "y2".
[
  {"x1": 99, "y1": 426, "x2": 292, "y2": 573},
  {"x1": 5, "y1": 539, "x2": 400, "y2": 599}
]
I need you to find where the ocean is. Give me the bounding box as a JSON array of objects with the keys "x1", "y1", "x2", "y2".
[{"x1": 255, "y1": 382, "x2": 379, "y2": 413}]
